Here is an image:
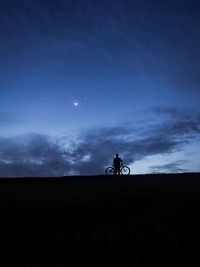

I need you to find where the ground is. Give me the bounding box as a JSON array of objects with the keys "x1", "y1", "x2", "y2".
[{"x1": 0, "y1": 173, "x2": 200, "y2": 266}]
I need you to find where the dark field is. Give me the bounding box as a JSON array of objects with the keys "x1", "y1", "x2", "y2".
[{"x1": 0, "y1": 173, "x2": 200, "y2": 266}]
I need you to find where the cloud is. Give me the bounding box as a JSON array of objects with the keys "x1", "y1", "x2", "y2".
[
  {"x1": 149, "y1": 161, "x2": 188, "y2": 174},
  {"x1": 0, "y1": 108, "x2": 199, "y2": 177},
  {"x1": 0, "y1": 134, "x2": 68, "y2": 177}
]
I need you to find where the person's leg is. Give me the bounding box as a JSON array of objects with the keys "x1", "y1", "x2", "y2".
[{"x1": 114, "y1": 166, "x2": 117, "y2": 175}]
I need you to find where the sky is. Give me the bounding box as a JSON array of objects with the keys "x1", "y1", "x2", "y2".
[{"x1": 0, "y1": 0, "x2": 200, "y2": 177}]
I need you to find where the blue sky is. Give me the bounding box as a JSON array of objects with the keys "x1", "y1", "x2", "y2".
[{"x1": 0, "y1": 0, "x2": 200, "y2": 176}]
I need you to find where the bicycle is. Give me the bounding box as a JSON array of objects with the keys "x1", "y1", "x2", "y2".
[{"x1": 105, "y1": 165, "x2": 131, "y2": 175}]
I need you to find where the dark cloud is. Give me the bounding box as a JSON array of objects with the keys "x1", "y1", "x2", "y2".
[
  {"x1": 0, "y1": 108, "x2": 199, "y2": 177},
  {"x1": 149, "y1": 107, "x2": 200, "y2": 137},
  {"x1": 150, "y1": 161, "x2": 188, "y2": 174},
  {"x1": 151, "y1": 107, "x2": 200, "y2": 120},
  {"x1": 0, "y1": 134, "x2": 68, "y2": 177}
]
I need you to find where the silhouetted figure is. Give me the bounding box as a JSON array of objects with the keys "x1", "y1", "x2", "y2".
[{"x1": 113, "y1": 154, "x2": 123, "y2": 175}]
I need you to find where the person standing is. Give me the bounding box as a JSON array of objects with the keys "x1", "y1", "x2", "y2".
[{"x1": 113, "y1": 154, "x2": 123, "y2": 175}]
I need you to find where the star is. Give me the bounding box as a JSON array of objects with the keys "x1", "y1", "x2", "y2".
[{"x1": 73, "y1": 101, "x2": 79, "y2": 107}]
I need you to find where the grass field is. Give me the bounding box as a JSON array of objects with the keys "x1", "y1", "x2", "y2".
[{"x1": 0, "y1": 173, "x2": 200, "y2": 266}]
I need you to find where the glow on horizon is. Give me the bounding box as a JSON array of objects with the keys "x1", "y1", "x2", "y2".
[{"x1": 130, "y1": 142, "x2": 200, "y2": 174}]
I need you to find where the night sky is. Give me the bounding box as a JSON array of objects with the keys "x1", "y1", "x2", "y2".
[{"x1": 0, "y1": 0, "x2": 200, "y2": 176}]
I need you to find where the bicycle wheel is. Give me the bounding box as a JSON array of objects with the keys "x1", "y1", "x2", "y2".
[
  {"x1": 120, "y1": 166, "x2": 130, "y2": 175},
  {"x1": 105, "y1": 166, "x2": 115, "y2": 175}
]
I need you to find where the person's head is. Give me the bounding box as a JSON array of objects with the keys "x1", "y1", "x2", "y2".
[{"x1": 116, "y1": 153, "x2": 119, "y2": 158}]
